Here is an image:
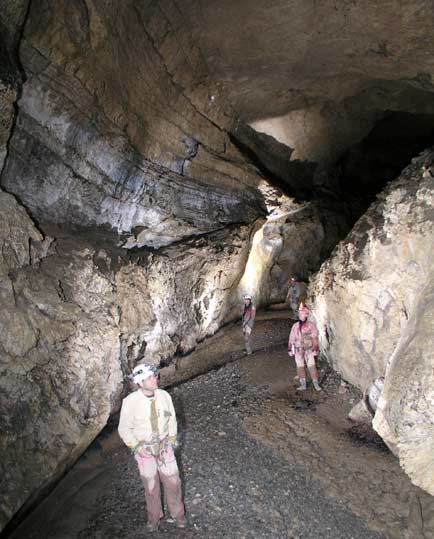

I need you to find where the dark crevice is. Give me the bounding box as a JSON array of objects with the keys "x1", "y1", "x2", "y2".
[
  {"x1": 0, "y1": 0, "x2": 32, "y2": 179},
  {"x1": 337, "y1": 111, "x2": 434, "y2": 222}
]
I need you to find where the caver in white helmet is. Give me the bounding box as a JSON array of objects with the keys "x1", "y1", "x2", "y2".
[{"x1": 129, "y1": 363, "x2": 158, "y2": 384}]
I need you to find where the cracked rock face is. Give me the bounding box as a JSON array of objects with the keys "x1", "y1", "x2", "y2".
[
  {"x1": 1, "y1": 0, "x2": 265, "y2": 248},
  {"x1": 0, "y1": 218, "x2": 256, "y2": 530},
  {"x1": 310, "y1": 148, "x2": 434, "y2": 493},
  {"x1": 0, "y1": 198, "x2": 123, "y2": 530}
]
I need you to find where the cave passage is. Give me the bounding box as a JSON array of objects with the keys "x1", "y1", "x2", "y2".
[
  {"x1": 337, "y1": 111, "x2": 434, "y2": 219},
  {"x1": 5, "y1": 311, "x2": 426, "y2": 539},
  {"x1": 2, "y1": 1, "x2": 434, "y2": 536}
]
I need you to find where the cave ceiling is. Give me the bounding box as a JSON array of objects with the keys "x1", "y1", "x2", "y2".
[{"x1": 180, "y1": 0, "x2": 434, "y2": 120}]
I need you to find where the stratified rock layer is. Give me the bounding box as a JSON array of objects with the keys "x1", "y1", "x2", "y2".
[
  {"x1": 1, "y1": 0, "x2": 265, "y2": 248},
  {"x1": 310, "y1": 148, "x2": 434, "y2": 494},
  {"x1": 0, "y1": 0, "x2": 268, "y2": 530}
]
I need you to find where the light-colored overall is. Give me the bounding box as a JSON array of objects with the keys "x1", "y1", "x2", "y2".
[
  {"x1": 242, "y1": 303, "x2": 256, "y2": 355},
  {"x1": 118, "y1": 389, "x2": 185, "y2": 525}
]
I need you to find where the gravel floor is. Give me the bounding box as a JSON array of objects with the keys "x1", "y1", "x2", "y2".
[
  {"x1": 9, "y1": 314, "x2": 421, "y2": 539},
  {"x1": 74, "y1": 359, "x2": 385, "y2": 539}
]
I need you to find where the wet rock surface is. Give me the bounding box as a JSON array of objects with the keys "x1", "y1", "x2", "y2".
[{"x1": 9, "y1": 316, "x2": 433, "y2": 539}]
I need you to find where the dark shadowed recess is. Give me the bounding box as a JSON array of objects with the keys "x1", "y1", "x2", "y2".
[{"x1": 338, "y1": 111, "x2": 434, "y2": 220}]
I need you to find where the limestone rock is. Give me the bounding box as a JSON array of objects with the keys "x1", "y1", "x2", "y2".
[
  {"x1": 235, "y1": 195, "x2": 350, "y2": 308},
  {"x1": 0, "y1": 0, "x2": 29, "y2": 170},
  {"x1": 348, "y1": 400, "x2": 372, "y2": 425},
  {"x1": 117, "y1": 225, "x2": 253, "y2": 368},
  {"x1": 310, "y1": 148, "x2": 434, "y2": 494},
  {"x1": 180, "y1": 0, "x2": 434, "y2": 120},
  {"x1": 0, "y1": 223, "x2": 123, "y2": 530},
  {"x1": 1, "y1": 0, "x2": 266, "y2": 248},
  {"x1": 180, "y1": 1, "x2": 434, "y2": 164},
  {"x1": 373, "y1": 279, "x2": 434, "y2": 496}
]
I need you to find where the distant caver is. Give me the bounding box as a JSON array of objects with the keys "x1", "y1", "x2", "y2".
[{"x1": 242, "y1": 294, "x2": 256, "y2": 355}]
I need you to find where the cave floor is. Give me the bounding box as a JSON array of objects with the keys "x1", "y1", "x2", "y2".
[{"x1": 9, "y1": 314, "x2": 431, "y2": 539}]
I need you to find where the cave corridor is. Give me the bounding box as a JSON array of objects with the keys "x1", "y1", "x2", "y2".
[{"x1": 1, "y1": 1, "x2": 434, "y2": 538}]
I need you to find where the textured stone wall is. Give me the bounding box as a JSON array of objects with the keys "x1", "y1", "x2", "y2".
[
  {"x1": 233, "y1": 194, "x2": 349, "y2": 310},
  {"x1": 0, "y1": 0, "x2": 267, "y2": 530},
  {"x1": 1, "y1": 0, "x2": 265, "y2": 248},
  {"x1": 310, "y1": 148, "x2": 434, "y2": 493}
]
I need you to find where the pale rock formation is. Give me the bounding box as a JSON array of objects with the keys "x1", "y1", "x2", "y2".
[
  {"x1": 234, "y1": 194, "x2": 349, "y2": 309},
  {"x1": 0, "y1": 198, "x2": 122, "y2": 530},
  {"x1": 373, "y1": 280, "x2": 434, "y2": 496},
  {"x1": 310, "y1": 148, "x2": 434, "y2": 494},
  {"x1": 117, "y1": 225, "x2": 253, "y2": 369}
]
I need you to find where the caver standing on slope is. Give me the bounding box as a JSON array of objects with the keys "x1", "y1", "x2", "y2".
[
  {"x1": 118, "y1": 363, "x2": 187, "y2": 532},
  {"x1": 288, "y1": 305, "x2": 322, "y2": 392},
  {"x1": 242, "y1": 294, "x2": 256, "y2": 355}
]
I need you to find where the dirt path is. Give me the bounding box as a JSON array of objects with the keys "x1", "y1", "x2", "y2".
[{"x1": 7, "y1": 314, "x2": 432, "y2": 539}]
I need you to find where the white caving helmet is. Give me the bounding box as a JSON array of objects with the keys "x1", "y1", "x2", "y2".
[
  {"x1": 243, "y1": 294, "x2": 253, "y2": 301},
  {"x1": 129, "y1": 363, "x2": 158, "y2": 384}
]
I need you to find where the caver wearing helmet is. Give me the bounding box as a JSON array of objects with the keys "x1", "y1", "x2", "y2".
[
  {"x1": 286, "y1": 277, "x2": 307, "y2": 319},
  {"x1": 288, "y1": 304, "x2": 322, "y2": 392},
  {"x1": 242, "y1": 294, "x2": 256, "y2": 355},
  {"x1": 118, "y1": 361, "x2": 187, "y2": 531},
  {"x1": 129, "y1": 363, "x2": 158, "y2": 385},
  {"x1": 298, "y1": 305, "x2": 309, "y2": 321}
]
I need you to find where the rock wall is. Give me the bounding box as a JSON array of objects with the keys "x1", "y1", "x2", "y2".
[
  {"x1": 373, "y1": 276, "x2": 434, "y2": 497},
  {"x1": 233, "y1": 193, "x2": 350, "y2": 310},
  {"x1": 310, "y1": 148, "x2": 434, "y2": 493},
  {"x1": 0, "y1": 213, "x2": 122, "y2": 529},
  {"x1": 1, "y1": 0, "x2": 265, "y2": 248},
  {"x1": 0, "y1": 0, "x2": 29, "y2": 170},
  {"x1": 0, "y1": 0, "x2": 268, "y2": 530}
]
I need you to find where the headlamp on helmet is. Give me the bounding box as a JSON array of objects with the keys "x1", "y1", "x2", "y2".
[{"x1": 129, "y1": 363, "x2": 158, "y2": 384}]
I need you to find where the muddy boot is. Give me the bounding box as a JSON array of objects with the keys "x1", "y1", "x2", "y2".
[
  {"x1": 146, "y1": 520, "x2": 160, "y2": 533},
  {"x1": 175, "y1": 516, "x2": 188, "y2": 529},
  {"x1": 296, "y1": 377, "x2": 307, "y2": 391},
  {"x1": 313, "y1": 380, "x2": 322, "y2": 392}
]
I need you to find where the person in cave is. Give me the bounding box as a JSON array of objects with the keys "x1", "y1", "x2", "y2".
[
  {"x1": 288, "y1": 304, "x2": 322, "y2": 391},
  {"x1": 286, "y1": 276, "x2": 307, "y2": 319},
  {"x1": 118, "y1": 363, "x2": 187, "y2": 532},
  {"x1": 242, "y1": 294, "x2": 256, "y2": 355}
]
